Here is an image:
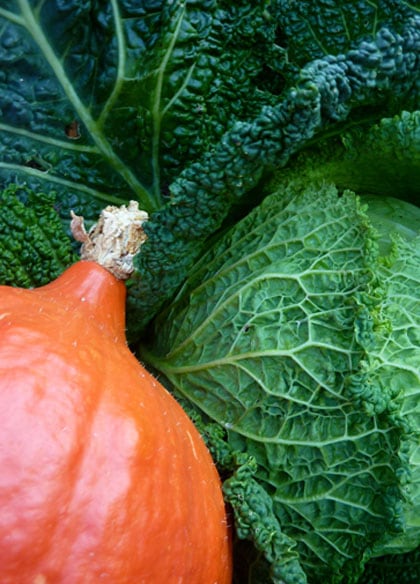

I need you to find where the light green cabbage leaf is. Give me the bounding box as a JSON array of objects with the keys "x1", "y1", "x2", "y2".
[
  {"x1": 361, "y1": 232, "x2": 420, "y2": 556},
  {"x1": 143, "y1": 183, "x2": 409, "y2": 583}
]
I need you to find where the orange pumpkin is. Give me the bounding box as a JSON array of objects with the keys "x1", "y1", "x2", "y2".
[{"x1": 0, "y1": 204, "x2": 232, "y2": 584}]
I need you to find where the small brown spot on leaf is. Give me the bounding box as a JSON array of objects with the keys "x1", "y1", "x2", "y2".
[{"x1": 65, "y1": 120, "x2": 81, "y2": 139}]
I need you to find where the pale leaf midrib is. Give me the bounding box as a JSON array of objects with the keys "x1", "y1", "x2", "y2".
[{"x1": 10, "y1": 0, "x2": 157, "y2": 211}]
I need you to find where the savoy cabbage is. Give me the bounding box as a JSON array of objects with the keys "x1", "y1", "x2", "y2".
[
  {"x1": 0, "y1": 0, "x2": 418, "y2": 335},
  {"x1": 0, "y1": 1, "x2": 419, "y2": 582},
  {"x1": 143, "y1": 182, "x2": 420, "y2": 583}
]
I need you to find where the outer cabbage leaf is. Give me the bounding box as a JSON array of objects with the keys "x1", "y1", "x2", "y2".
[
  {"x1": 143, "y1": 184, "x2": 406, "y2": 583},
  {"x1": 358, "y1": 231, "x2": 420, "y2": 556},
  {"x1": 344, "y1": 111, "x2": 420, "y2": 203},
  {"x1": 363, "y1": 195, "x2": 420, "y2": 254}
]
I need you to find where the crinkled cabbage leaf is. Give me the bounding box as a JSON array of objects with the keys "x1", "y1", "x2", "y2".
[
  {"x1": 0, "y1": 0, "x2": 418, "y2": 335},
  {"x1": 143, "y1": 183, "x2": 411, "y2": 583}
]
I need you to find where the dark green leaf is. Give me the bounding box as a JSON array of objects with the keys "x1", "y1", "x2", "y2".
[{"x1": 0, "y1": 184, "x2": 77, "y2": 287}]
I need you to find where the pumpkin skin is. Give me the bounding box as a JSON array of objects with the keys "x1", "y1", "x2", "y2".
[{"x1": 0, "y1": 261, "x2": 232, "y2": 584}]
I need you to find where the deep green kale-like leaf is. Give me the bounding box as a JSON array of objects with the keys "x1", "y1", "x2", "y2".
[
  {"x1": 0, "y1": 0, "x2": 155, "y2": 214},
  {"x1": 0, "y1": 0, "x2": 281, "y2": 215},
  {"x1": 0, "y1": 184, "x2": 77, "y2": 287},
  {"x1": 142, "y1": 184, "x2": 407, "y2": 583},
  {"x1": 130, "y1": 12, "x2": 419, "y2": 335},
  {"x1": 272, "y1": 0, "x2": 414, "y2": 68}
]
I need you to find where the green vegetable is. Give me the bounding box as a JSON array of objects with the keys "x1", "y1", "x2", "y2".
[
  {"x1": 358, "y1": 546, "x2": 420, "y2": 584},
  {"x1": 0, "y1": 184, "x2": 77, "y2": 287},
  {"x1": 274, "y1": 111, "x2": 420, "y2": 204},
  {"x1": 0, "y1": 1, "x2": 418, "y2": 336},
  {"x1": 143, "y1": 182, "x2": 420, "y2": 582},
  {"x1": 362, "y1": 232, "x2": 420, "y2": 557},
  {"x1": 141, "y1": 110, "x2": 420, "y2": 578}
]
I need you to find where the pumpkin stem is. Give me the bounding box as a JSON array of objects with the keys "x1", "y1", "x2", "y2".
[{"x1": 70, "y1": 202, "x2": 148, "y2": 280}]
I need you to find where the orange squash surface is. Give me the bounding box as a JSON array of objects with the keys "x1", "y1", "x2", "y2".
[{"x1": 0, "y1": 261, "x2": 232, "y2": 584}]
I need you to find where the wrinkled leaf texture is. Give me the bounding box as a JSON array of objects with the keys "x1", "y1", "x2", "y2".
[
  {"x1": 0, "y1": 184, "x2": 77, "y2": 287},
  {"x1": 359, "y1": 545, "x2": 420, "y2": 584},
  {"x1": 143, "y1": 184, "x2": 408, "y2": 583},
  {"x1": 264, "y1": 111, "x2": 420, "y2": 206},
  {"x1": 0, "y1": 1, "x2": 418, "y2": 335},
  {"x1": 363, "y1": 233, "x2": 420, "y2": 556},
  {"x1": 349, "y1": 227, "x2": 420, "y2": 581}
]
